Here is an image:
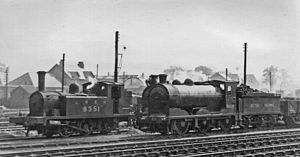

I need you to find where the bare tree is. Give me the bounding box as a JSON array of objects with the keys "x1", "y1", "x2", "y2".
[
  {"x1": 194, "y1": 65, "x2": 213, "y2": 77},
  {"x1": 278, "y1": 68, "x2": 290, "y2": 91},
  {"x1": 163, "y1": 66, "x2": 184, "y2": 80},
  {"x1": 262, "y1": 65, "x2": 278, "y2": 91}
]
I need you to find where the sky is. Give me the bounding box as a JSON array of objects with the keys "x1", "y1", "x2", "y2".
[{"x1": 0, "y1": 0, "x2": 299, "y2": 84}]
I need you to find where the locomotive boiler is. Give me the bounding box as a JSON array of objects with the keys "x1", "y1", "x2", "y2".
[{"x1": 10, "y1": 71, "x2": 133, "y2": 137}]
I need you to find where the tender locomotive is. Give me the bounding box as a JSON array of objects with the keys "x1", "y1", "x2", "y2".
[
  {"x1": 10, "y1": 71, "x2": 133, "y2": 137},
  {"x1": 137, "y1": 74, "x2": 285, "y2": 135}
]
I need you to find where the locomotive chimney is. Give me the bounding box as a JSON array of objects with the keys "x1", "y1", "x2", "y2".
[
  {"x1": 158, "y1": 74, "x2": 167, "y2": 84},
  {"x1": 149, "y1": 75, "x2": 158, "y2": 85},
  {"x1": 37, "y1": 71, "x2": 46, "y2": 91}
]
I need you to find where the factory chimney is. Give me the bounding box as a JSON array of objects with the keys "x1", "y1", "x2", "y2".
[{"x1": 37, "y1": 71, "x2": 46, "y2": 91}]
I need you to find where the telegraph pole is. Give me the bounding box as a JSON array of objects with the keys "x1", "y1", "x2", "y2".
[
  {"x1": 269, "y1": 71, "x2": 272, "y2": 92},
  {"x1": 96, "y1": 64, "x2": 99, "y2": 79},
  {"x1": 61, "y1": 53, "x2": 65, "y2": 92},
  {"x1": 243, "y1": 43, "x2": 247, "y2": 85},
  {"x1": 225, "y1": 68, "x2": 228, "y2": 81},
  {"x1": 114, "y1": 31, "x2": 119, "y2": 83},
  {"x1": 5, "y1": 67, "x2": 8, "y2": 106}
]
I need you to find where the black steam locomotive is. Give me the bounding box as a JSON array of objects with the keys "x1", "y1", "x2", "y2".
[
  {"x1": 10, "y1": 71, "x2": 133, "y2": 137},
  {"x1": 137, "y1": 74, "x2": 295, "y2": 135}
]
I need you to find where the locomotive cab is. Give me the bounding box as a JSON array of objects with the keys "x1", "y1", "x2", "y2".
[{"x1": 88, "y1": 81, "x2": 131, "y2": 115}]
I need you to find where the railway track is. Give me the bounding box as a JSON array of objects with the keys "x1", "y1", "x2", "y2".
[
  {"x1": 1, "y1": 129, "x2": 300, "y2": 157},
  {"x1": 0, "y1": 120, "x2": 26, "y2": 136}
]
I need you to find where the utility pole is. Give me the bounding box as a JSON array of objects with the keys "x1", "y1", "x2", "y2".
[
  {"x1": 269, "y1": 71, "x2": 272, "y2": 92},
  {"x1": 96, "y1": 64, "x2": 99, "y2": 79},
  {"x1": 225, "y1": 68, "x2": 228, "y2": 81},
  {"x1": 5, "y1": 67, "x2": 8, "y2": 106},
  {"x1": 243, "y1": 43, "x2": 247, "y2": 85},
  {"x1": 123, "y1": 71, "x2": 125, "y2": 83},
  {"x1": 114, "y1": 31, "x2": 119, "y2": 83},
  {"x1": 61, "y1": 53, "x2": 65, "y2": 92}
]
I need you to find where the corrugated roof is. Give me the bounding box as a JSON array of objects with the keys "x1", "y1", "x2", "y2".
[
  {"x1": 210, "y1": 72, "x2": 239, "y2": 81},
  {"x1": 54, "y1": 63, "x2": 95, "y2": 80},
  {"x1": 9, "y1": 73, "x2": 33, "y2": 85},
  {"x1": 124, "y1": 78, "x2": 145, "y2": 89}
]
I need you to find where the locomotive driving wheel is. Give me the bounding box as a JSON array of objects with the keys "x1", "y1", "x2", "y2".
[
  {"x1": 59, "y1": 126, "x2": 74, "y2": 137},
  {"x1": 219, "y1": 119, "x2": 232, "y2": 133},
  {"x1": 81, "y1": 123, "x2": 92, "y2": 136},
  {"x1": 171, "y1": 119, "x2": 190, "y2": 135},
  {"x1": 43, "y1": 129, "x2": 54, "y2": 138},
  {"x1": 198, "y1": 120, "x2": 212, "y2": 134}
]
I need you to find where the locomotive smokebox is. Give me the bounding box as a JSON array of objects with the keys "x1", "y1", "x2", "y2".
[
  {"x1": 158, "y1": 74, "x2": 167, "y2": 84},
  {"x1": 37, "y1": 71, "x2": 46, "y2": 91}
]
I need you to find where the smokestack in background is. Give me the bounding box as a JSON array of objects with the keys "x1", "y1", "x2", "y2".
[
  {"x1": 159, "y1": 74, "x2": 167, "y2": 84},
  {"x1": 37, "y1": 71, "x2": 46, "y2": 91}
]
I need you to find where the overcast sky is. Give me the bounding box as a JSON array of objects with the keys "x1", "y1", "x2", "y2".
[{"x1": 0, "y1": 0, "x2": 299, "y2": 83}]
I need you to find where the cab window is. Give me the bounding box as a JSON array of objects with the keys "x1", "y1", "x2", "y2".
[{"x1": 99, "y1": 84, "x2": 108, "y2": 96}]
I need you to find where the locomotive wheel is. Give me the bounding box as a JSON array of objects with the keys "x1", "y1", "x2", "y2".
[
  {"x1": 171, "y1": 119, "x2": 190, "y2": 135},
  {"x1": 59, "y1": 126, "x2": 74, "y2": 137},
  {"x1": 219, "y1": 119, "x2": 231, "y2": 133},
  {"x1": 81, "y1": 123, "x2": 92, "y2": 136},
  {"x1": 44, "y1": 130, "x2": 54, "y2": 138},
  {"x1": 158, "y1": 124, "x2": 169, "y2": 135},
  {"x1": 197, "y1": 120, "x2": 212, "y2": 134},
  {"x1": 265, "y1": 115, "x2": 275, "y2": 129},
  {"x1": 241, "y1": 118, "x2": 250, "y2": 130}
]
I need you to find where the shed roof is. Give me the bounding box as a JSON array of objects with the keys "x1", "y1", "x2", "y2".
[
  {"x1": 30, "y1": 72, "x2": 61, "y2": 87},
  {"x1": 9, "y1": 72, "x2": 61, "y2": 88}
]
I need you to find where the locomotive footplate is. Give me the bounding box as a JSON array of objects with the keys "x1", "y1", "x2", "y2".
[{"x1": 169, "y1": 113, "x2": 235, "y2": 120}]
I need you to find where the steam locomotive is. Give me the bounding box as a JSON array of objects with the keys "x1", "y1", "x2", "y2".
[
  {"x1": 136, "y1": 74, "x2": 296, "y2": 135},
  {"x1": 10, "y1": 71, "x2": 133, "y2": 137}
]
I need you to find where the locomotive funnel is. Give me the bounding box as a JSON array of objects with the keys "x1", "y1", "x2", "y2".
[
  {"x1": 37, "y1": 71, "x2": 46, "y2": 91},
  {"x1": 149, "y1": 75, "x2": 158, "y2": 85},
  {"x1": 158, "y1": 74, "x2": 167, "y2": 84}
]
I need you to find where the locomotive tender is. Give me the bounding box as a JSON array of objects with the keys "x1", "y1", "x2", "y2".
[
  {"x1": 137, "y1": 74, "x2": 283, "y2": 135},
  {"x1": 10, "y1": 71, "x2": 133, "y2": 137}
]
